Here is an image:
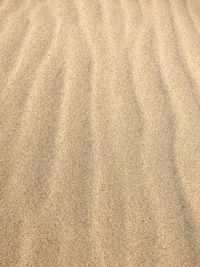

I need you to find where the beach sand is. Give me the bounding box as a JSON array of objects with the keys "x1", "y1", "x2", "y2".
[{"x1": 0, "y1": 0, "x2": 200, "y2": 266}]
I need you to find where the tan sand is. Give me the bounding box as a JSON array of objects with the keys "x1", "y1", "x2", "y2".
[{"x1": 0, "y1": 0, "x2": 200, "y2": 266}]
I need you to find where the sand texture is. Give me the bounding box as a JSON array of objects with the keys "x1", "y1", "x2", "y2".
[{"x1": 0, "y1": 0, "x2": 200, "y2": 266}]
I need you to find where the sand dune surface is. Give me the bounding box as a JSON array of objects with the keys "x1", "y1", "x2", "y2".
[{"x1": 0, "y1": 0, "x2": 200, "y2": 266}]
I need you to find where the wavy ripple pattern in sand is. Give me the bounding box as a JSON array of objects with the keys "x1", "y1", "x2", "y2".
[{"x1": 0, "y1": 1, "x2": 200, "y2": 266}]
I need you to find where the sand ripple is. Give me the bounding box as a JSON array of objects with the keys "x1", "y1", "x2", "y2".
[{"x1": 0, "y1": 1, "x2": 200, "y2": 266}]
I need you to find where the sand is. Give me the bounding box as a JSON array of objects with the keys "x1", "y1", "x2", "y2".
[{"x1": 0, "y1": 0, "x2": 200, "y2": 266}]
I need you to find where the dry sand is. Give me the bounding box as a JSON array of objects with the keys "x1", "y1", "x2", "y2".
[{"x1": 0, "y1": 0, "x2": 200, "y2": 266}]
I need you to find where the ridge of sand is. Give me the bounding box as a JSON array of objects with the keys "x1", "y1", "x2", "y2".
[{"x1": 0, "y1": 0, "x2": 200, "y2": 266}]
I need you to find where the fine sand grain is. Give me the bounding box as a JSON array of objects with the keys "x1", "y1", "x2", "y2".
[{"x1": 0, "y1": 0, "x2": 200, "y2": 266}]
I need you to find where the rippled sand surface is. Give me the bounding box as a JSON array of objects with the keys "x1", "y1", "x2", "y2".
[{"x1": 0, "y1": 0, "x2": 200, "y2": 266}]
